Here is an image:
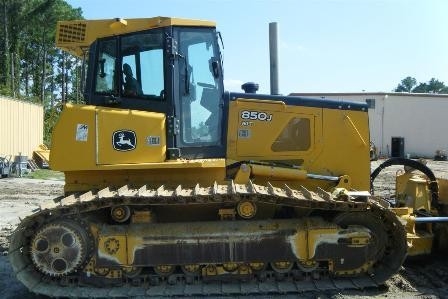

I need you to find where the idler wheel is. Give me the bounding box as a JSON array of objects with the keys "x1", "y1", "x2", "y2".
[{"x1": 334, "y1": 212, "x2": 387, "y2": 262}]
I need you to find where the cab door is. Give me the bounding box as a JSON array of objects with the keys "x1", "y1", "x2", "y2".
[{"x1": 172, "y1": 27, "x2": 226, "y2": 159}]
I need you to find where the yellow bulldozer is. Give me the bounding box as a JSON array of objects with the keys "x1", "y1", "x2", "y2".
[{"x1": 8, "y1": 17, "x2": 448, "y2": 297}]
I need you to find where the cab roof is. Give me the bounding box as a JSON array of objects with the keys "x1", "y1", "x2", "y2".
[{"x1": 56, "y1": 17, "x2": 216, "y2": 57}]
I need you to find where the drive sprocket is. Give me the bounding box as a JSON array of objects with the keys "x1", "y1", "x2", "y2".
[{"x1": 30, "y1": 219, "x2": 90, "y2": 277}]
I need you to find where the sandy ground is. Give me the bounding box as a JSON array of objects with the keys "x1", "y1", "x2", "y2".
[{"x1": 0, "y1": 160, "x2": 448, "y2": 298}]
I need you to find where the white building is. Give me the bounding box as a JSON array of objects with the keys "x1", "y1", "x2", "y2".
[{"x1": 290, "y1": 92, "x2": 448, "y2": 158}]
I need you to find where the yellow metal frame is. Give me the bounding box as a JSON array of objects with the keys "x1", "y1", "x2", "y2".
[
  {"x1": 50, "y1": 104, "x2": 168, "y2": 170},
  {"x1": 56, "y1": 17, "x2": 216, "y2": 57},
  {"x1": 395, "y1": 171, "x2": 431, "y2": 211},
  {"x1": 50, "y1": 104, "x2": 226, "y2": 192},
  {"x1": 437, "y1": 178, "x2": 448, "y2": 205},
  {"x1": 226, "y1": 97, "x2": 370, "y2": 191}
]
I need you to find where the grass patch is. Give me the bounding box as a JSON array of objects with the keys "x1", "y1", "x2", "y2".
[{"x1": 24, "y1": 169, "x2": 65, "y2": 181}]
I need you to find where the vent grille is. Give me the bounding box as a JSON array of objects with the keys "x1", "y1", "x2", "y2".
[{"x1": 58, "y1": 23, "x2": 87, "y2": 43}]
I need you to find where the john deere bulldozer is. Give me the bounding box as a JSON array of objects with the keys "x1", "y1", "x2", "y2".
[{"x1": 9, "y1": 17, "x2": 409, "y2": 297}]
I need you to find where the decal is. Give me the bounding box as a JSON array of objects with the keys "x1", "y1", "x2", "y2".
[
  {"x1": 75, "y1": 124, "x2": 88, "y2": 142},
  {"x1": 113, "y1": 130, "x2": 136, "y2": 151},
  {"x1": 241, "y1": 110, "x2": 273, "y2": 122},
  {"x1": 146, "y1": 136, "x2": 161, "y2": 146},
  {"x1": 241, "y1": 121, "x2": 254, "y2": 127},
  {"x1": 238, "y1": 129, "x2": 251, "y2": 139}
]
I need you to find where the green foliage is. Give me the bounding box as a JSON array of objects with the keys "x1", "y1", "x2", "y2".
[
  {"x1": 24, "y1": 169, "x2": 64, "y2": 180},
  {"x1": 394, "y1": 76, "x2": 417, "y2": 92},
  {"x1": 43, "y1": 105, "x2": 62, "y2": 147},
  {"x1": 426, "y1": 78, "x2": 448, "y2": 93},
  {"x1": 394, "y1": 77, "x2": 448, "y2": 94},
  {"x1": 0, "y1": 0, "x2": 84, "y2": 146}
]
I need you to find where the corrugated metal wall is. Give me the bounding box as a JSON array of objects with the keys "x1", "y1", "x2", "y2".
[{"x1": 0, "y1": 96, "x2": 44, "y2": 159}]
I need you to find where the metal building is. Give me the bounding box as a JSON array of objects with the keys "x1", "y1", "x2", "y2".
[
  {"x1": 0, "y1": 96, "x2": 44, "y2": 159},
  {"x1": 290, "y1": 92, "x2": 448, "y2": 158}
]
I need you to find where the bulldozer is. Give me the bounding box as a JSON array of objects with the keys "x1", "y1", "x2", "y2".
[
  {"x1": 9, "y1": 17, "x2": 413, "y2": 297},
  {"x1": 370, "y1": 158, "x2": 448, "y2": 257}
]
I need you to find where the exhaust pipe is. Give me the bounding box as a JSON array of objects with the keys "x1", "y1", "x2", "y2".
[{"x1": 269, "y1": 22, "x2": 279, "y2": 95}]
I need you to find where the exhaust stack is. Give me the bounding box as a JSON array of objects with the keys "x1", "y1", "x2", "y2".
[{"x1": 269, "y1": 22, "x2": 279, "y2": 95}]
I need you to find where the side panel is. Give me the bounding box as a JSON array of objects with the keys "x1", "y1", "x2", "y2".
[
  {"x1": 50, "y1": 105, "x2": 97, "y2": 171},
  {"x1": 227, "y1": 98, "x2": 370, "y2": 190},
  {"x1": 50, "y1": 104, "x2": 166, "y2": 171},
  {"x1": 97, "y1": 108, "x2": 165, "y2": 164},
  {"x1": 227, "y1": 100, "x2": 321, "y2": 160},
  {"x1": 318, "y1": 108, "x2": 370, "y2": 190}
]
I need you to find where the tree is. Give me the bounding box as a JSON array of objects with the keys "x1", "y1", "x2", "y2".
[
  {"x1": 394, "y1": 76, "x2": 417, "y2": 92},
  {"x1": 427, "y1": 78, "x2": 448, "y2": 93},
  {"x1": 412, "y1": 82, "x2": 429, "y2": 93},
  {"x1": 0, "y1": 0, "x2": 82, "y2": 102},
  {"x1": 0, "y1": 0, "x2": 83, "y2": 146},
  {"x1": 394, "y1": 77, "x2": 448, "y2": 94},
  {"x1": 412, "y1": 78, "x2": 448, "y2": 93},
  {"x1": 0, "y1": 0, "x2": 22, "y2": 94}
]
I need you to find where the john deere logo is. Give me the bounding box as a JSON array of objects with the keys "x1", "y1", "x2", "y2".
[{"x1": 113, "y1": 130, "x2": 136, "y2": 151}]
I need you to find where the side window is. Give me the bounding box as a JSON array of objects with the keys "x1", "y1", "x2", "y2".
[
  {"x1": 141, "y1": 49, "x2": 163, "y2": 95},
  {"x1": 94, "y1": 39, "x2": 117, "y2": 94},
  {"x1": 122, "y1": 57, "x2": 142, "y2": 97},
  {"x1": 179, "y1": 30, "x2": 222, "y2": 145},
  {"x1": 121, "y1": 32, "x2": 164, "y2": 99},
  {"x1": 271, "y1": 117, "x2": 311, "y2": 152}
]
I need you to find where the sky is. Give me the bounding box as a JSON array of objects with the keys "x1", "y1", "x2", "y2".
[{"x1": 66, "y1": 0, "x2": 448, "y2": 95}]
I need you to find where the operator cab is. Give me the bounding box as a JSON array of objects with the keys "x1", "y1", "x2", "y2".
[{"x1": 84, "y1": 24, "x2": 225, "y2": 159}]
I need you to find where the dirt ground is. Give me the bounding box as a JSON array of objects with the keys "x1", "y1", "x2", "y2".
[{"x1": 0, "y1": 160, "x2": 448, "y2": 298}]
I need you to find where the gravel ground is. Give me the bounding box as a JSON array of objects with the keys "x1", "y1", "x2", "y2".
[{"x1": 1, "y1": 160, "x2": 448, "y2": 298}]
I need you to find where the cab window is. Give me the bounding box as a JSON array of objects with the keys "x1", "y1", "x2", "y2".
[
  {"x1": 121, "y1": 32, "x2": 164, "y2": 99},
  {"x1": 94, "y1": 39, "x2": 117, "y2": 94}
]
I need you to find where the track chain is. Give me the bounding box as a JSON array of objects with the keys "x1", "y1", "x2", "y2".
[{"x1": 9, "y1": 181, "x2": 406, "y2": 298}]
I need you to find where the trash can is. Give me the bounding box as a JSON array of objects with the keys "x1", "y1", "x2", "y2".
[
  {"x1": 391, "y1": 137, "x2": 405, "y2": 158},
  {"x1": 0, "y1": 155, "x2": 11, "y2": 178},
  {"x1": 14, "y1": 155, "x2": 28, "y2": 177}
]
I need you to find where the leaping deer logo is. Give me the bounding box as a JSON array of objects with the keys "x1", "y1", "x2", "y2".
[
  {"x1": 116, "y1": 133, "x2": 135, "y2": 148},
  {"x1": 113, "y1": 130, "x2": 136, "y2": 151}
]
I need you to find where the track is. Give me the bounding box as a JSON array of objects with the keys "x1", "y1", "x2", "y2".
[
  {"x1": 9, "y1": 181, "x2": 407, "y2": 298},
  {"x1": 399, "y1": 254, "x2": 448, "y2": 297}
]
